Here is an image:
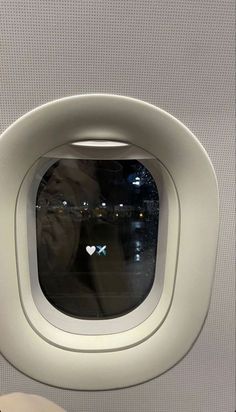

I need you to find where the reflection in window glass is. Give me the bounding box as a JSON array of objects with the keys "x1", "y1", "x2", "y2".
[{"x1": 36, "y1": 159, "x2": 159, "y2": 319}]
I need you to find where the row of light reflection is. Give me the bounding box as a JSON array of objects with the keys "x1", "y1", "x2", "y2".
[{"x1": 36, "y1": 199, "x2": 155, "y2": 220}]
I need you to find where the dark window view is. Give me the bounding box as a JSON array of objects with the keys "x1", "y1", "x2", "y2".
[{"x1": 36, "y1": 159, "x2": 159, "y2": 319}]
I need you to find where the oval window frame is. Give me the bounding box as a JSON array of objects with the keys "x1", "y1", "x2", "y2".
[
  {"x1": 0, "y1": 94, "x2": 219, "y2": 389},
  {"x1": 17, "y1": 142, "x2": 178, "y2": 338}
]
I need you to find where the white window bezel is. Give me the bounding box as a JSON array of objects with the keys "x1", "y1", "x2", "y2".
[
  {"x1": 15, "y1": 142, "x2": 179, "y2": 350},
  {"x1": 0, "y1": 94, "x2": 219, "y2": 389},
  {"x1": 21, "y1": 144, "x2": 175, "y2": 336}
]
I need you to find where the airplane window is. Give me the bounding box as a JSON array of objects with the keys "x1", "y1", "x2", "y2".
[{"x1": 36, "y1": 159, "x2": 159, "y2": 319}]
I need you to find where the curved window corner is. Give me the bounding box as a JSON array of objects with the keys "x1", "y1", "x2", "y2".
[{"x1": 0, "y1": 94, "x2": 219, "y2": 390}]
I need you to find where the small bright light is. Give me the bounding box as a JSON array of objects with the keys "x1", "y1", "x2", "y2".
[
  {"x1": 135, "y1": 254, "x2": 141, "y2": 262},
  {"x1": 132, "y1": 181, "x2": 140, "y2": 186},
  {"x1": 63, "y1": 201, "x2": 67, "y2": 206},
  {"x1": 119, "y1": 203, "x2": 124, "y2": 207},
  {"x1": 135, "y1": 177, "x2": 140, "y2": 181},
  {"x1": 139, "y1": 213, "x2": 143, "y2": 218},
  {"x1": 83, "y1": 201, "x2": 87, "y2": 206},
  {"x1": 71, "y1": 140, "x2": 129, "y2": 147},
  {"x1": 101, "y1": 202, "x2": 106, "y2": 207},
  {"x1": 115, "y1": 213, "x2": 119, "y2": 217}
]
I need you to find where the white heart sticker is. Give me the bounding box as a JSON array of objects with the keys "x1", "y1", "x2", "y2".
[{"x1": 86, "y1": 246, "x2": 96, "y2": 256}]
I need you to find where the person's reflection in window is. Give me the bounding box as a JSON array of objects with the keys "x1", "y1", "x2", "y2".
[{"x1": 36, "y1": 159, "x2": 157, "y2": 319}]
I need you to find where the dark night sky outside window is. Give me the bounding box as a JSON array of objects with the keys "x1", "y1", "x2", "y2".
[{"x1": 36, "y1": 159, "x2": 159, "y2": 319}]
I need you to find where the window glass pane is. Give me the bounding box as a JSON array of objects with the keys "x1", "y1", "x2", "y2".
[{"x1": 36, "y1": 159, "x2": 159, "y2": 319}]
